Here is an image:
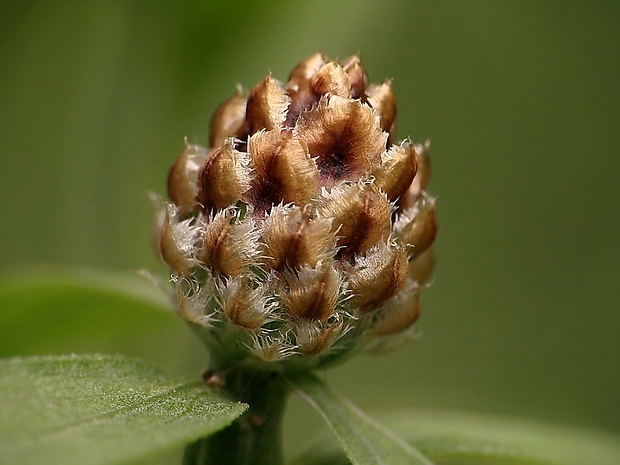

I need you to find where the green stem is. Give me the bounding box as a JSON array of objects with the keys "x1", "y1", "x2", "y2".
[{"x1": 183, "y1": 360, "x2": 290, "y2": 465}]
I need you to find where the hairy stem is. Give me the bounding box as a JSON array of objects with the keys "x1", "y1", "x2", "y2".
[{"x1": 183, "y1": 359, "x2": 290, "y2": 465}]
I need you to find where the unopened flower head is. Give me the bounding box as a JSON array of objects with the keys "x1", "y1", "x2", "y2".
[{"x1": 157, "y1": 53, "x2": 437, "y2": 370}]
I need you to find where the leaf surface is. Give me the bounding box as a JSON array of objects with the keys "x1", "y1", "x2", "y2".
[
  {"x1": 289, "y1": 372, "x2": 434, "y2": 465},
  {"x1": 291, "y1": 409, "x2": 620, "y2": 465},
  {"x1": 0, "y1": 354, "x2": 246, "y2": 465}
]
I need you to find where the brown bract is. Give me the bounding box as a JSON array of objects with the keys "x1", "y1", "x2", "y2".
[
  {"x1": 201, "y1": 210, "x2": 258, "y2": 277},
  {"x1": 209, "y1": 88, "x2": 247, "y2": 148},
  {"x1": 346, "y1": 242, "x2": 409, "y2": 312},
  {"x1": 311, "y1": 62, "x2": 351, "y2": 98},
  {"x1": 261, "y1": 205, "x2": 335, "y2": 271},
  {"x1": 340, "y1": 55, "x2": 368, "y2": 99},
  {"x1": 246, "y1": 76, "x2": 290, "y2": 133},
  {"x1": 395, "y1": 194, "x2": 438, "y2": 258},
  {"x1": 408, "y1": 248, "x2": 435, "y2": 285},
  {"x1": 245, "y1": 129, "x2": 319, "y2": 212},
  {"x1": 196, "y1": 139, "x2": 251, "y2": 212},
  {"x1": 285, "y1": 53, "x2": 327, "y2": 127},
  {"x1": 318, "y1": 182, "x2": 391, "y2": 259},
  {"x1": 159, "y1": 207, "x2": 198, "y2": 276},
  {"x1": 287, "y1": 52, "x2": 326, "y2": 91},
  {"x1": 167, "y1": 144, "x2": 208, "y2": 215},
  {"x1": 295, "y1": 96, "x2": 387, "y2": 186},
  {"x1": 400, "y1": 141, "x2": 431, "y2": 210},
  {"x1": 220, "y1": 277, "x2": 270, "y2": 330},
  {"x1": 296, "y1": 320, "x2": 343, "y2": 355},
  {"x1": 281, "y1": 263, "x2": 341, "y2": 321},
  {"x1": 372, "y1": 141, "x2": 418, "y2": 201},
  {"x1": 372, "y1": 281, "x2": 422, "y2": 336},
  {"x1": 367, "y1": 81, "x2": 397, "y2": 136}
]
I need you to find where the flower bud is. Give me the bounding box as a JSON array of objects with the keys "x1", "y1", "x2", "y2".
[{"x1": 157, "y1": 53, "x2": 438, "y2": 369}]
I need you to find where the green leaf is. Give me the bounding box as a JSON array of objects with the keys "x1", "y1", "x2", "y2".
[
  {"x1": 0, "y1": 354, "x2": 247, "y2": 465},
  {"x1": 292, "y1": 409, "x2": 620, "y2": 465},
  {"x1": 288, "y1": 372, "x2": 434, "y2": 465},
  {"x1": 0, "y1": 268, "x2": 205, "y2": 375}
]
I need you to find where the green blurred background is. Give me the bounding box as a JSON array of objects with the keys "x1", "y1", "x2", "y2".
[{"x1": 1, "y1": 0, "x2": 619, "y2": 458}]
